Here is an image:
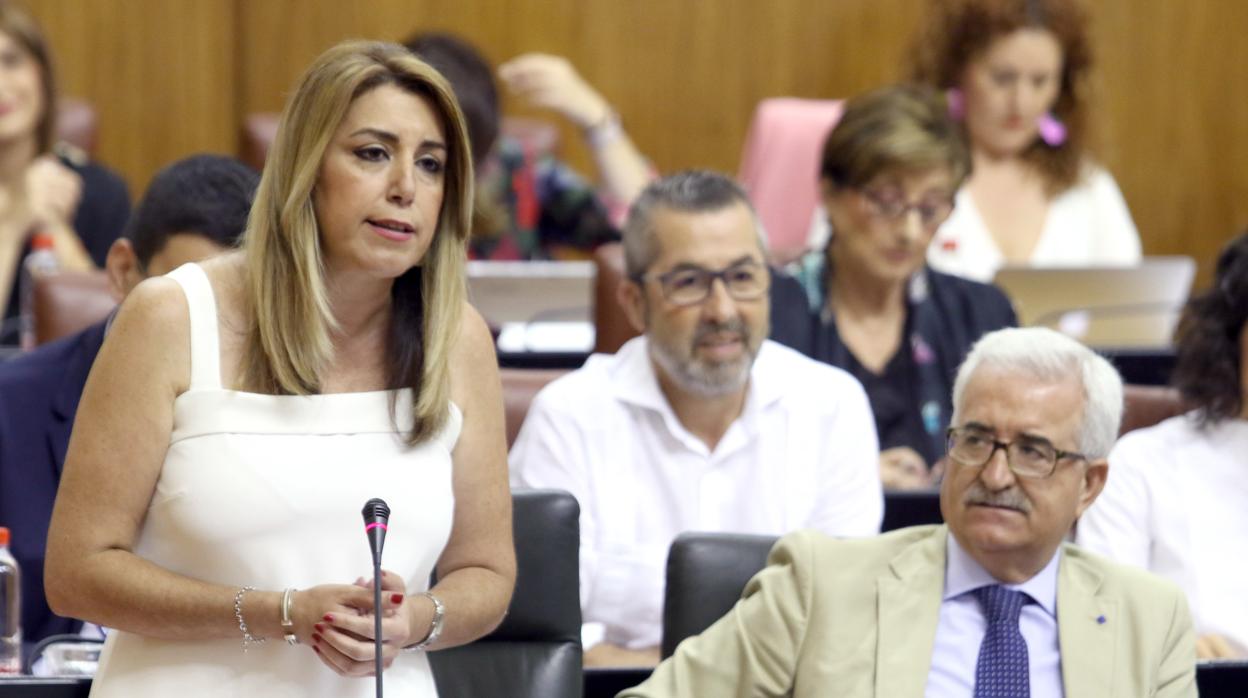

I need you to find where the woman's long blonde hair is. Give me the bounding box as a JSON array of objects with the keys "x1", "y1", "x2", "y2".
[{"x1": 243, "y1": 40, "x2": 473, "y2": 444}]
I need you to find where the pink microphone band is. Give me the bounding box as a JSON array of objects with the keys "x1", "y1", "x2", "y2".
[{"x1": 365, "y1": 522, "x2": 389, "y2": 532}]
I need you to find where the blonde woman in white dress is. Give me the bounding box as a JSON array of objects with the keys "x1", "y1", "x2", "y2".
[{"x1": 44, "y1": 40, "x2": 515, "y2": 697}]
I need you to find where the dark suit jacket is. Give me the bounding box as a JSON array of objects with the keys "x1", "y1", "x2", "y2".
[{"x1": 0, "y1": 319, "x2": 106, "y2": 641}]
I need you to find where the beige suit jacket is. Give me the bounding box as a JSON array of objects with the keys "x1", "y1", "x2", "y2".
[{"x1": 622, "y1": 525, "x2": 1196, "y2": 698}]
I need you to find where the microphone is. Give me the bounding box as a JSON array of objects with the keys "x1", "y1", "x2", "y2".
[
  {"x1": 362, "y1": 498, "x2": 390, "y2": 564},
  {"x1": 361, "y1": 498, "x2": 390, "y2": 698}
]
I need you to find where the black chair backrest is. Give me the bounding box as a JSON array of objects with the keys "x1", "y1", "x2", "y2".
[
  {"x1": 20, "y1": 634, "x2": 104, "y2": 675},
  {"x1": 429, "y1": 489, "x2": 583, "y2": 698},
  {"x1": 881, "y1": 489, "x2": 943, "y2": 532},
  {"x1": 1196, "y1": 660, "x2": 1248, "y2": 698},
  {"x1": 660, "y1": 532, "x2": 778, "y2": 659},
  {"x1": 0, "y1": 677, "x2": 91, "y2": 697}
]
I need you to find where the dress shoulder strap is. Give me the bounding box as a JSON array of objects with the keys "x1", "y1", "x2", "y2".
[{"x1": 165, "y1": 263, "x2": 223, "y2": 390}]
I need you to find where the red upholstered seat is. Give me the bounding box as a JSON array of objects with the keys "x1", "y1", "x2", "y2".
[
  {"x1": 33, "y1": 270, "x2": 117, "y2": 346},
  {"x1": 55, "y1": 97, "x2": 99, "y2": 156},
  {"x1": 1119, "y1": 384, "x2": 1186, "y2": 436},
  {"x1": 500, "y1": 367, "x2": 568, "y2": 448}
]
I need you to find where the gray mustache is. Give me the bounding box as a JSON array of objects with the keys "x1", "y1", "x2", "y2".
[
  {"x1": 963, "y1": 482, "x2": 1031, "y2": 513},
  {"x1": 694, "y1": 318, "x2": 749, "y2": 345}
]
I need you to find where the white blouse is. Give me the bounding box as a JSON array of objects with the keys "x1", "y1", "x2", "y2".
[
  {"x1": 927, "y1": 165, "x2": 1142, "y2": 282},
  {"x1": 1076, "y1": 414, "x2": 1248, "y2": 655}
]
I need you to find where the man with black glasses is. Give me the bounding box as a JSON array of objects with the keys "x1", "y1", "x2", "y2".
[
  {"x1": 624, "y1": 326, "x2": 1197, "y2": 697},
  {"x1": 510, "y1": 171, "x2": 883, "y2": 668}
]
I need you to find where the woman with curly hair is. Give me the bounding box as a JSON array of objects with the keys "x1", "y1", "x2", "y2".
[
  {"x1": 908, "y1": 0, "x2": 1141, "y2": 281},
  {"x1": 1077, "y1": 232, "x2": 1248, "y2": 660}
]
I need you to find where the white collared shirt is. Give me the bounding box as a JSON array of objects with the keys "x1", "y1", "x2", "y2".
[
  {"x1": 509, "y1": 337, "x2": 882, "y2": 649},
  {"x1": 927, "y1": 534, "x2": 1064, "y2": 697}
]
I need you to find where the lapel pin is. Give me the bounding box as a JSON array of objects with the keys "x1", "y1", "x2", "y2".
[{"x1": 1096, "y1": 615, "x2": 1106, "y2": 625}]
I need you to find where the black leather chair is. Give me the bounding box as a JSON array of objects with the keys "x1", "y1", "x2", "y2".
[
  {"x1": 882, "y1": 489, "x2": 944, "y2": 532},
  {"x1": 429, "y1": 489, "x2": 582, "y2": 698},
  {"x1": 1197, "y1": 660, "x2": 1248, "y2": 697},
  {"x1": 659, "y1": 532, "x2": 779, "y2": 659},
  {"x1": 0, "y1": 677, "x2": 90, "y2": 697}
]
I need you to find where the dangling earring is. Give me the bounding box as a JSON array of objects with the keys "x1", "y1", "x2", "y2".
[
  {"x1": 1037, "y1": 112, "x2": 1067, "y2": 147},
  {"x1": 945, "y1": 88, "x2": 965, "y2": 120}
]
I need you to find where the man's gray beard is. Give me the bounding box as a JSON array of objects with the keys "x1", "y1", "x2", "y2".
[{"x1": 649, "y1": 326, "x2": 756, "y2": 398}]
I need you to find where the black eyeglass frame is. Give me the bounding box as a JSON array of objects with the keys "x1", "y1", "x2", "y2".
[
  {"x1": 631, "y1": 261, "x2": 771, "y2": 307},
  {"x1": 855, "y1": 186, "x2": 955, "y2": 229},
  {"x1": 945, "y1": 426, "x2": 1088, "y2": 479}
]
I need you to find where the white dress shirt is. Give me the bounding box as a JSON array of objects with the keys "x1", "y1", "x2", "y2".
[
  {"x1": 1077, "y1": 413, "x2": 1248, "y2": 655},
  {"x1": 926, "y1": 165, "x2": 1142, "y2": 283},
  {"x1": 509, "y1": 337, "x2": 883, "y2": 649},
  {"x1": 927, "y1": 534, "x2": 1064, "y2": 697}
]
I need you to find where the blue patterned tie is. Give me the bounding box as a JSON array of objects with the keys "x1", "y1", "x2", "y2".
[{"x1": 973, "y1": 585, "x2": 1031, "y2": 698}]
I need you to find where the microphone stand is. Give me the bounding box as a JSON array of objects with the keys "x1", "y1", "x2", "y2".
[
  {"x1": 373, "y1": 547, "x2": 384, "y2": 698},
  {"x1": 363, "y1": 498, "x2": 390, "y2": 698}
]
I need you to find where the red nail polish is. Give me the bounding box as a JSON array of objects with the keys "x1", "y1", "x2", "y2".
[
  {"x1": 391, "y1": 593, "x2": 404, "y2": 604},
  {"x1": 314, "y1": 623, "x2": 325, "y2": 633},
  {"x1": 312, "y1": 633, "x2": 322, "y2": 643},
  {"x1": 323, "y1": 614, "x2": 334, "y2": 622},
  {"x1": 313, "y1": 645, "x2": 321, "y2": 654}
]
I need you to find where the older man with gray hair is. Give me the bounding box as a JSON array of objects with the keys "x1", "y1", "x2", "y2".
[
  {"x1": 510, "y1": 170, "x2": 883, "y2": 668},
  {"x1": 624, "y1": 326, "x2": 1197, "y2": 697}
]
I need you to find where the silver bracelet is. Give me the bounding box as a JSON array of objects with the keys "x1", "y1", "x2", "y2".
[
  {"x1": 280, "y1": 588, "x2": 298, "y2": 645},
  {"x1": 234, "y1": 586, "x2": 266, "y2": 651},
  {"x1": 404, "y1": 591, "x2": 444, "y2": 652},
  {"x1": 585, "y1": 109, "x2": 624, "y2": 151}
]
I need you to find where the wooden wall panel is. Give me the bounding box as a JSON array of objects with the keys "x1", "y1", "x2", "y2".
[
  {"x1": 25, "y1": 0, "x2": 1248, "y2": 286},
  {"x1": 1093, "y1": 0, "x2": 1248, "y2": 289},
  {"x1": 26, "y1": 0, "x2": 237, "y2": 197},
  {"x1": 236, "y1": 0, "x2": 921, "y2": 177}
]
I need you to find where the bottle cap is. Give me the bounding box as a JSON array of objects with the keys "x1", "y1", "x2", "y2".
[
  {"x1": 30, "y1": 232, "x2": 55, "y2": 250},
  {"x1": 0, "y1": 526, "x2": 8, "y2": 546}
]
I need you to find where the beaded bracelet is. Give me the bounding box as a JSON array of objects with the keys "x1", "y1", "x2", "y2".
[{"x1": 234, "y1": 586, "x2": 266, "y2": 652}]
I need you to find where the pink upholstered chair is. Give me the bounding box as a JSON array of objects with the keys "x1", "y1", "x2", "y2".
[{"x1": 737, "y1": 98, "x2": 844, "y2": 257}]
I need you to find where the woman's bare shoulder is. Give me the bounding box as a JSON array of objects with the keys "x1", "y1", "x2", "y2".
[
  {"x1": 197, "y1": 251, "x2": 249, "y2": 313},
  {"x1": 449, "y1": 302, "x2": 500, "y2": 401},
  {"x1": 102, "y1": 275, "x2": 193, "y2": 394},
  {"x1": 458, "y1": 300, "x2": 494, "y2": 344}
]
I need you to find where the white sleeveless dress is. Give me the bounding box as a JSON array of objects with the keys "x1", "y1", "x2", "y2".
[{"x1": 89, "y1": 263, "x2": 459, "y2": 697}]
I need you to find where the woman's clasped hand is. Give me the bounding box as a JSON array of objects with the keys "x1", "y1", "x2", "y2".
[{"x1": 284, "y1": 570, "x2": 435, "y2": 677}]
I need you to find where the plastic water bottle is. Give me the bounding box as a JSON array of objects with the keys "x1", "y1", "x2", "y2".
[
  {"x1": 0, "y1": 526, "x2": 21, "y2": 674},
  {"x1": 19, "y1": 232, "x2": 59, "y2": 350}
]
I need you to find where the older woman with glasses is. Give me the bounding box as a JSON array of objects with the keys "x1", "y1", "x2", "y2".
[{"x1": 770, "y1": 84, "x2": 1017, "y2": 490}]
